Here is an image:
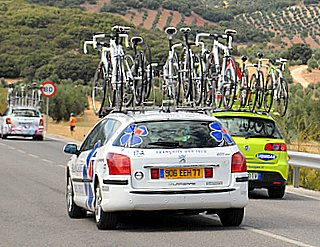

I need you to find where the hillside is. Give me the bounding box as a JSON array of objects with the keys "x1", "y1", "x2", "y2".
[{"x1": 28, "y1": 0, "x2": 320, "y2": 48}]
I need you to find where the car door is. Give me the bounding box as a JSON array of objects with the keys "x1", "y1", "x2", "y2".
[{"x1": 72, "y1": 121, "x2": 104, "y2": 209}]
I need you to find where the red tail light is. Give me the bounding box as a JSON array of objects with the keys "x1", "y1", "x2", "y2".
[
  {"x1": 205, "y1": 168, "x2": 213, "y2": 178},
  {"x1": 151, "y1": 169, "x2": 160, "y2": 179},
  {"x1": 232, "y1": 152, "x2": 247, "y2": 173},
  {"x1": 39, "y1": 119, "x2": 44, "y2": 126},
  {"x1": 265, "y1": 143, "x2": 287, "y2": 151},
  {"x1": 6, "y1": 118, "x2": 11, "y2": 124},
  {"x1": 106, "y1": 153, "x2": 131, "y2": 175}
]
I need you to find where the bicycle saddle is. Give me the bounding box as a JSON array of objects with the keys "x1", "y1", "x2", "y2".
[
  {"x1": 131, "y1": 37, "x2": 144, "y2": 46},
  {"x1": 257, "y1": 52, "x2": 264, "y2": 59},
  {"x1": 225, "y1": 29, "x2": 237, "y2": 36},
  {"x1": 180, "y1": 27, "x2": 191, "y2": 34},
  {"x1": 279, "y1": 58, "x2": 287, "y2": 63},
  {"x1": 241, "y1": 55, "x2": 248, "y2": 62},
  {"x1": 165, "y1": 27, "x2": 177, "y2": 36}
]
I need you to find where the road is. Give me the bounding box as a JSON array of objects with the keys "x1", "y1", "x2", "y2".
[
  {"x1": 290, "y1": 65, "x2": 309, "y2": 88},
  {"x1": 0, "y1": 136, "x2": 320, "y2": 247}
]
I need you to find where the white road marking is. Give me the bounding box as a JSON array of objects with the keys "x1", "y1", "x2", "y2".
[
  {"x1": 42, "y1": 159, "x2": 54, "y2": 164},
  {"x1": 17, "y1": 149, "x2": 26, "y2": 154},
  {"x1": 286, "y1": 191, "x2": 320, "y2": 201},
  {"x1": 8, "y1": 146, "x2": 15, "y2": 150},
  {"x1": 243, "y1": 226, "x2": 316, "y2": 247},
  {"x1": 28, "y1": 153, "x2": 39, "y2": 158},
  {"x1": 202, "y1": 215, "x2": 315, "y2": 247},
  {"x1": 0, "y1": 143, "x2": 5, "y2": 146}
]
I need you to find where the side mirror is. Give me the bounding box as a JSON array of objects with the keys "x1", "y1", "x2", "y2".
[{"x1": 63, "y1": 143, "x2": 78, "y2": 155}]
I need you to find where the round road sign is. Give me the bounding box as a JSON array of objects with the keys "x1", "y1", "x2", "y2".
[{"x1": 40, "y1": 81, "x2": 56, "y2": 98}]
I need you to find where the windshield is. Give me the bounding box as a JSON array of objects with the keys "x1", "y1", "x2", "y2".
[
  {"x1": 11, "y1": 109, "x2": 40, "y2": 117},
  {"x1": 113, "y1": 120, "x2": 235, "y2": 149},
  {"x1": 217, "y1": 116, "x2": 282, "y2": 139}
]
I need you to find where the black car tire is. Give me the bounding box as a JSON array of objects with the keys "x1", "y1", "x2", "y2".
[
  {"x1": 218, "y1": 208, "x2": 244, "y2": 227},
  {"x1": 95, "y1": 182, "x2": 118, "y2": 230},
  {"x1": 66, "y1": 173, "x2": 87, "y2": 218},
  {"x1": 268, "y1": 186, "x2": 285, "y2": 199}
]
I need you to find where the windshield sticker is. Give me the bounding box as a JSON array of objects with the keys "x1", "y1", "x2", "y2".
[
  {"x1": 120, "y1": 124, "x2": 149, "y2": 147},
  {"x1": 209, "y1": 122, "x2": 234, "y2": 145}
]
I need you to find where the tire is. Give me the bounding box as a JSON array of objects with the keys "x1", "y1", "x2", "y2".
[
  {"x1": 222, "y1": 57, "x2": 237, "y2": 109},
  {"x1": 218, "y1": 208, "x2": 245, "y2": 227},
  {"x1": 172, "y1": 52, "x2": 182, "y2": 106},
  {"x1": 239, "y1": 69, "x2": 249, "y2": 108},
  {"x1": 66, "y1": 173, "x2": 87, "y2": 218},
  {"x1": 274, "y1": 78, "x2": 288, "y2": 117},
  {"x1": 256, "y1": 71, "x2": 264, "y2": 109},
  {"x1": 122, "y1": 54, "x2": 135, "y2": 107},
  {"x1": 268, "y1": 186, "x2": 285, "y2": 199},
  {"x1": 248, "y1": 74, "x2": 258, "y2": 112},
  {"x1": 134, "y1": 52, "x2": 146, "y2": 106},
  {"x1": 92, "y1": 62, "x2": 107, "y2": 115},
  {"x1": 264, "y1": 75, "x2": 274, "y2": 113},
  {"x1": 203, "y1": 54, "x2": 216, "y2": 107},
  {"x1": 143, "y1": 44, "x2": 153, "y2": 100},
  {"x1": 192, "y1": 53, "x2": 203, "y2": 106},
  {"x1": 95, "y1": 182, "x2": 118, "y2": 230},
  {"x1": 181, "y1": 48, "x2": 192, "y2": 101}
]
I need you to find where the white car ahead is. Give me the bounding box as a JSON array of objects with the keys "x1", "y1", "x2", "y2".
[
  {"x1": 0, "y1": 106, "x2": 44, "y2": 140},
  {"x1": 64, "y1": 111, "x2": 248, "y2": 229}
]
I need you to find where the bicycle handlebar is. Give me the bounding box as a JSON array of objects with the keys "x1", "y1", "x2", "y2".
[
  {"x1": 83, "y1": 40, "x2": 94, "y2": 54},
  {"x1": 195, "y1": 33, "x2": 210, "y2": 46},
  {"x1": 93, "y1": 34, "x2": 106, "y2": 48}
]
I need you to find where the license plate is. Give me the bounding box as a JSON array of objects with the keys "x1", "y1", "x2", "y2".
[
  {"x1": 160, "y1": 168, "x2": 203, "y2": 179},
  {"x1": 248, "y1": 172, "x2": 261, "y2": 180}
]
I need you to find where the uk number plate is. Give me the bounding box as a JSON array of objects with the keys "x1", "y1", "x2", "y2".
[
  {"x1": 248, "y1": 172, "x2": 261, "y2": 180},
  {"x1": 160, "y1": 168, "x2": 203, "y2": 179}
]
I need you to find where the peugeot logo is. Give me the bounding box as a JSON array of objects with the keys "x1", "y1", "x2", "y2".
[
  {"x1": 134, "y1": 171, "x2": 144, "y2": 180},
  {"x1": 244, "y1": 145, "x2": 250, "y2": 151},
  {"x1": 179, "y1": 155, "x2": 186, "y2": 163}
]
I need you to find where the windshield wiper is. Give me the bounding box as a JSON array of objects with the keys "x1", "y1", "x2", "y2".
[{"x1": 148, "y1": 141, "x2": 183, "y2": 148}]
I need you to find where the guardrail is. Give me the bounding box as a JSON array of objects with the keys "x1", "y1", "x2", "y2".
[{"x1": 287, "y1": 151, "x2": 320, "y2": 188}]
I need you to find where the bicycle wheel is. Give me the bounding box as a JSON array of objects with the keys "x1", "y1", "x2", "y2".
[
  {"x1": 192, "y1": 53, "x2": 203, "y2": 106},
  {"x1": 247, "y1": 73, "x2": 258, "y2": 112},
  {"x1": 203, "y1": 53, "x2": 215, "y2": 107},
  {"x1": 264, "y1": 75, "x2": 274, "y2": 113},
  {"x1": 133, "y1": 52, "x2": 145, "y2": 106},
  {"x1": 274, "y1": 78, "x2": 288, "y2": 117},
  {"x1": 143, "y1": 44, "x2": 153, "y2": 101},
  {"x1": 239, "y1": 69, "x2": 249, "y2": 108},
  {"x1": 180, "y1": 48, "x2": 192, "y2": 101},
  {"x1": 256, "y1": 70, "x2": 264, "y2": 109},
  {"x1": 172, "y1": 52, "x2": 182, "y2": 106},
  {"x1": 222, "y1": 57, "x2": 237, "y2": 109},
  {"x1": 123, "y1": 54, "x2": 135, "y2": 107},
  {"x1": 92, "y1": 62, "x2": 107, "y2": 115}
]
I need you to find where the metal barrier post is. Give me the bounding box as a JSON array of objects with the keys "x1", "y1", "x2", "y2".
[{"x1": 293, "y1": 166, "x2": 300, "y2": 188}]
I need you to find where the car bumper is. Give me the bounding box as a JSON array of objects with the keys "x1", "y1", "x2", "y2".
[
  {"x1": 100, "y1": 181, "x2": 249, "y2": 212},
  {"x1": 248, "y1": 171, "x2": 286, "y2": 189},
  {"x1": 2, "y1": 125, "x2": 44, "y2": 137}
]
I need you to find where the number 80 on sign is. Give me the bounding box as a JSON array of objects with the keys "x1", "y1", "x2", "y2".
[{"x1": 40, "y1": 81, "x2": 57, "y2": 98}]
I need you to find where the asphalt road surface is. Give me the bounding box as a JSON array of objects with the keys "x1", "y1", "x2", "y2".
[{"x1": 1, "y1": 136, "x2": 320, "y2": 247}]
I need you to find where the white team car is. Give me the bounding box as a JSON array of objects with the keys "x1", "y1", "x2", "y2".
[
  {"x1": 63, "y1": 111, "x2": 248, "y2": 230},
  {"x1": 0, "y1": 106, "x2": 44, "y2": 140}
]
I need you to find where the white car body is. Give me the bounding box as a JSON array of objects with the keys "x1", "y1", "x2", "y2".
[
  {"x1": 65, "y1": 111, "x2": 249, "y2": 229},
  {"x1": 0, "y1": 106, "x2": 44, "y2": 140}
]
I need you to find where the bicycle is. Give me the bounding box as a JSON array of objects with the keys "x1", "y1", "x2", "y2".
[
  {"x1": 264, "y1": 58, "x2": 289, "y2": 116},
  {"x1": 130, "y1": 36, "x2": 153, "y2": 106},
  {"x1": 84, "y1": 26, "x2": 135, "y2": 115},
  {"x1": 179, "y1": 27, "x2": 203, "y2": 106},
  {"x1": 235, "y1": 55, "x2": 250, "y2": 109},
  {"x1": 247, "y1": 52, "x2": 268, "y2": 112},
  {"x1": 195, "y1": 29, "x2": 237, "y2": 109},
  {"x1": 162, "y1": 27, "x2": 183, "y2": 108}
]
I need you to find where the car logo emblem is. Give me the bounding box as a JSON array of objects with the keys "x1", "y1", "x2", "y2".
[
  {"x1": 244, "y1": 145, "x2": 250, "y2": 151},
  {"x1": 134, "y1": 171, "x2": 144, "y2": 180},
  {"x1": 179, "y1": 155, "x2": 186, "y2": 163}
]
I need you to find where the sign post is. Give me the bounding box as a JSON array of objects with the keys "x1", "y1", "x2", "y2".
[{"x1": 40, "y1": 81, "x2": 57, "y2": 133}]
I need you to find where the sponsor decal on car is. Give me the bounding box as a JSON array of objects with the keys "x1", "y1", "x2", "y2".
[
  {"x1": 256, "y1": 153, "x2": 277, "y2": 161},
  {"x1": 120, "y1": 124, "x2": 148, "y2": 147},
  {"x1": 209, "y1": 122, "x2": 234, "y2": 145}
]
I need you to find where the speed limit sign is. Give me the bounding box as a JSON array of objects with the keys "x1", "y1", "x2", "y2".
[{"x1": 40, "y1": 81, "x2": 56, "y2": 98}]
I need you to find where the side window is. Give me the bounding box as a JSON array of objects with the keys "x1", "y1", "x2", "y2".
[
  {"x1": 100, "y1": 119, "x2": 121, "y2": 145},
  {"x1": 80, "y1": 121, "x2": 104, "y2": 152}
]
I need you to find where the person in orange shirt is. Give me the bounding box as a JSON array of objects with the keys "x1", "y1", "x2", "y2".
[{"x1": 69, "y1": 113, "x2": 77, "y2": 136}]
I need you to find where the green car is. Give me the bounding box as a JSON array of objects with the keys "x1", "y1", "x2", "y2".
[{"x1": 213, "y1": 111, "x2": 289, "y2": 199}]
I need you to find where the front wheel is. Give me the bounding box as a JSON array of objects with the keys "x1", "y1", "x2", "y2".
[
  {"x1": 264, "y1": 75, "x2": 274, "y2": 113},
  {"x1": 248, "y1": 74, "x2": 258, "y2": 112},
  {"x1": 66, "y1": 174, "x2": 86, "y2": 218},
  {"x1": 92, "y1": 63, "x2": 107, "y2": 115},
  {"x1": 273, "y1": 78, "x2": 288, "y2": 117},
  {"x1": 95, "y1": 182, "x2": 118, "y2": 230},
  {"x1": 218, "y1": 208, "x2": 245, "y2": 227},
  {"x1": 222, "y1": 58, "x2": 237, "y2": 109}
]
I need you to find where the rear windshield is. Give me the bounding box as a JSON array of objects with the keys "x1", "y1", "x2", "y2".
[
  {"x1": 11, "y1": 109, "x2": 40, "y2": 117},
  {"x1": 217, "y1": 117, "x2": 283, "y2": 139},
  {"x1": 113, "y1": 120, "x2": 235, "y2": 149}
]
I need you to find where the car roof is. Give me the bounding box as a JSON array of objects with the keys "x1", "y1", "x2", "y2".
[
  {"x1": 104, "y1": 111, "x2": 218, "y2": 124},
  {"x1": 10, "y1": 106, "x2": 39, "y2": 110},
  {"x1": 212, "y1": 110, "x2": 275, "y2": 121}
]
